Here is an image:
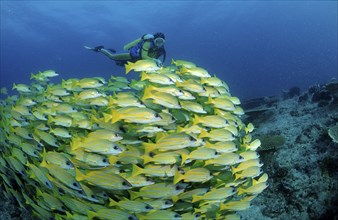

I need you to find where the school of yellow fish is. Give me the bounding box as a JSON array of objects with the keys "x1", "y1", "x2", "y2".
[{"x1": 0, "y1": 59, "x2": 268, "y2": 220}]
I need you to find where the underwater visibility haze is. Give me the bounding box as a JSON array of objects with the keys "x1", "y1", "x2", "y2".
[{"x1": 1, "y1": 1, "x2": 337, "y2": 99}]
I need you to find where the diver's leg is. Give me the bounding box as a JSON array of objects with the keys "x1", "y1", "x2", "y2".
[{"x1": 100, "y1": 49, "x2": 131, "y2": 61}]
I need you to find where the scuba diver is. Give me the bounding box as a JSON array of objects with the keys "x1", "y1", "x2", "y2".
[{"x1": 85, "y1": 32, "x2": 166, "y2": 67}]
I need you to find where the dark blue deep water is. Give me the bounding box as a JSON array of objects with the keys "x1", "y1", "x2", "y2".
[{"x1": 1, "y1": 1, "x2": 337, "y2": 100}]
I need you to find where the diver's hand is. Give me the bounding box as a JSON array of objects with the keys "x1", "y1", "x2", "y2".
[{"x1": 153, "y1": 59, "x2": 162, "y2": 67}]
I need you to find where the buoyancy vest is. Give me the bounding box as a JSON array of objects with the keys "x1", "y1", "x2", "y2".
[{"x1": 129, "y1": 35, "x2": 166, "y2": 62}]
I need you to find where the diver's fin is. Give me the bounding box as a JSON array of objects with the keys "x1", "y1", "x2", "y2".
[{"x1": 84, "y1": 45, "x2": 104, "y2": 52}]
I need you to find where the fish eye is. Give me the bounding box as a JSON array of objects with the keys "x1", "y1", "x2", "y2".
[
  {"x1": 91, "y1": 195, "x2": 97, "y2": 199},
  {"x1": 146, "y1": 177, "x2": 152, "y2": 182},
  {"x1": 66, "y1": 161, "x2": 71, "y2": 166},
  {"x1": 175, "y1": 185, "x2": 182, "y2": 190},
  {"x1": 61, "y1": 206, "x2": 66, "y2": 210},
  {"x1": 174, "y1": 214, "x2": 181, "y2": 218},
  {"x1": 78, "y1": 190, "x2": 84, "y2": 195},
  {"x1": 128, "y1": 216, "x2": 134, "y2": 220},
  {"x1": 122, "y1": 181, "x2": 128, "y2": 186},
  {"x1": 165, "y1": 200, "x2": 171, "y2": 205},
  {"x1": 195, "y1": 214, "x2": 201, "y2": 218},
  {"x1": 149, "y1": 152, "x2": 155, "y2": 157},
  {"x1": 145, "y1": 205, "x2": 153, "y2": 210},
  {"x1": 102, "y1": 158, "x2": 108, "y2": 163},
  {"x1": 215, "y1": 151, "x2": 219, "y2": 155},
  {"x1": 28, "y1": 134, "x2": 33, "y2": 138},
  {"x1": 113, "y1": 146, "x2": 119, "y2": 150},
  {"x1": 73, "y1": 182, "x2": 79, "y2": 187},
  {"x1": 34, "y1": 151, "x2": 38, "y2": 155},
  {"x1": 58, "y1": 188, "x2": 65, "y2": 195}
]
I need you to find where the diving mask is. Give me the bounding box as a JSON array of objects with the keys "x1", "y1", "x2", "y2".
[{"x1": 154, "y1": 37, "x2": 165, "y2": 47}]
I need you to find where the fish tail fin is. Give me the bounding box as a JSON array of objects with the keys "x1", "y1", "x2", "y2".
[
  {"x1": 191, "y1": 195, "x2": 201, "y2": 203},
  {"x1": 128, "y1": 190, "x2": 139, "y2": 200},
  {"x1": 142, "y1": 86, "x2": 153, "y2": 100},
  {"x1": 47, "y1": 115, "x2": 54, "y2": 125},
  {"x1": 12, "y1": 83, "x2": 17, "y2": 90},
  {"x1": 171, "y1": 58, "x2": 175, "y2": 65},
  {"x1": 172, "y1": 195, "x2": 179, "y2": 203},
  {"x1": 173, "y1": 170, "x2": 183, "y2": 184},
  {"x1": 180, "y1": 153, "x2": 189, "y2": 165},
  {"x1": 110, "y1": 109, "x2": 121, "y2": 124},
  {"x1": 140, "y1": 72, "x2": 149, "y2": 81},
  {"x1": 193, "y1": 114, "x2": 201, "y2": 125},
  {"x1": 75, "y1": 168, "x2": 86, "y2": 182},
  {"x1": 199, "y1": 129, "x2": 209, "y2": 138},
  {"x1": 200, "y1": 77, "x2": 206, "y2": 85},
  {"x1": 125, "y1": 61, "x2": 133, "y2": 74},
  {"x1": 131, "y1": 164, "x2": 143, "y2": 177},
  {"x1": 144, "y1": 142, "x2": 156, "y2": 154},
  {"x1": 108, "y1": 198, "x2": 118, "y2": 207},
  {"x1": 103, "y1": 112, "x2": 112, "y2": 123},
  {"x1": 237, "y1": 187, "x2": 244, "y2": 196},
  {"x1": 86, "y1": 210, "x2": 96, "y2": 219},
  {"x1": 30, "y1": 73, "x2": 36, "y2": 80},
  {"x1": 108, "y1": 155, "x2": 118, "y2": 165},
  {"x1": 180, "y1": 65, "x2": 187, "y2": 74},
  {"x1": 143, "y1": 152, "x2": 152, "y2": 165},
  {"x1": 206, "y1": 96, "x2": 213, "y2": 104}
]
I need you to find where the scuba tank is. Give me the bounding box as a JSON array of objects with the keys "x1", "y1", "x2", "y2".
[{"x1": 123, "y1": 34, "x2": 154, "y2": 50}]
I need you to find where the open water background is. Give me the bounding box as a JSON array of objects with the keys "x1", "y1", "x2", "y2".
[{"x1": 1, "y1": 1, "x2": 337, "y2": 99}]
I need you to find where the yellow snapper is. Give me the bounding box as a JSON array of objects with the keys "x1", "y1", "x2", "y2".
[
  {"x1": 12, "y1": 83, "x2": 31, "y2": 93},
  {"x1": 181, "y1": 147, "x2": 219, "y2": 164},
  {"x1": 129, "y1": 182, "x2": 186, "y2": 200},
  {"x1": 109, "y1": 198, "x2": 153, "y2": 213},
  {"x1": 204, "y1": 141, "x2": 238, "y2": 153},
  {"x1": 43, "y1": 149, "x2": 74, "y2": 169},
  {"x1": 144, "y1": 133, "x2": 197, "y2": 152},
  {"x1": 173, "y1": 168, "x2": 212, "y2": 184},
  {"x1": 71, "y1": 138, "x2": 123, "y2": 155},
  {"x1": 87, "y1": 209, "x2": 138, "y2": 220},
  {"x1": 199, "y1": 128, "x2": 234, "y2": 142},
  {"x1": 125, "y1": 59, "x2": 160, "y2": 74},
  {"x1": 179, "y1": 100, "x2": 206, "y2": 113},
  {"x1": 191, "y1": 187, "x2": 236, "y2": 203},
  {"x1": 104, "y1": 106, "x2": 162, "y2": 124},
  {"x1": 41, "y1": 160, "x2": 82, "y2": 191},
  {"x1": 220, "y1": 200, "x2": 251, "y2": 211},
  {"x1": 75, "y1": 89, "x2": 102, "y2": 100},
  {"x1": 204, "y1": 153, "x2": 243, "y2": 166},
  {"x1": 75, "y1": 168, "x2": 132, "y2": 190},
  {"x1": 49, "y1": 127, "x2": 72, "y2": 138},
  {"x1": 234, "y1": 166, "x2": 263, "y2": 180},
  {"x1": 142, "y1": 89, "x2": 181, "y2": 109},
  {"x1": 238, "y1": 181, "x2": 268, "y2": 195},
  {"x1": 180, "y1": 66, "x2": 211, "y2": 78},
  {"x1": 171, "y1": 59, "x2": 196, "y2": 68},
  {"x1": 207, "y1": 96, "x2": 235, "y2": 111},
  {"x1": 140, "y1": 71, "x2": 174, "y2": 85},
  {"x1": 131, "y1": 164, "x2": 178, "y2": 177},
  {"x1": 176, "y1": 79, "x2": 205, "y2": 93},
  {"x1": 193, "y1": 114, "x2": 229, "y2": 128},
  {"x1": 231, "y1": 158, "x2": 263, "y2": 174},
  {"x1": 137, "y1": 210, "x2": 181, "y2": 220}
]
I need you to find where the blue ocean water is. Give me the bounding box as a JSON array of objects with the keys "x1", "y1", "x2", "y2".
[{"x1": 1, "y1": 1, "x2": 337, "y2": 100}]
